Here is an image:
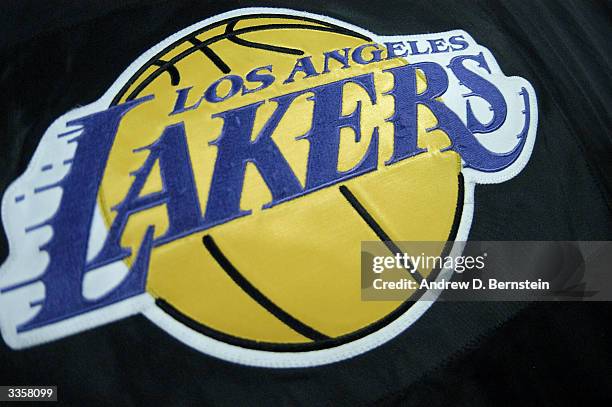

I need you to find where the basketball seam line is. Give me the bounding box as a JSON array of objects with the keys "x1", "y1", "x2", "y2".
[
  {"x1": 151, "y1": 174, "x2": 464, "y2": 352},
  {"x1": 225, "y1": 20, "x2": 305, "y2": 56},
  {"x1": 124, "y1": 23, "x2": 372, "y2": 102},
  {"x1": 201, "y1": 234, "x2": 330, "y2": 341},
  {"x1": 338, "y1": 184, "x2": 424, "y2": 283},
  {"x1": 152, "y1": 60, "x2": 180, "y2": 85},
  {"x1": 188, "y1": 37, "x2": 231, "y2": 74}
]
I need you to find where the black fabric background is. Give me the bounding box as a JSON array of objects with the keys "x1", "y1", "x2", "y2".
[{"x1": 1, "y1": 1, "x2": 611, "y2": 405}]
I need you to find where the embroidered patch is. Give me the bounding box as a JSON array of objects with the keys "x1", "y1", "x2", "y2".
[{"x1": 0, "y1": 8, "x2": 537, "y2": 367}]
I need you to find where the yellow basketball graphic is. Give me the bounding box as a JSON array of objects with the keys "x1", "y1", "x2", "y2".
[{"x1": 98, "y1": 14, "x2": 462, "y2": 349}]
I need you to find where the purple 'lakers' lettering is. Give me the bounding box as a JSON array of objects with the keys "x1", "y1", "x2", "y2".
[
  {"x1": 448, "y1": 53, "x2": 507, "y2": 134},
  {"x1": 383, "y1": 62, "x2": 526, "y2": 172},
  {"x1": 89, "y1": 122, "x2": 202, "y2": 268},
  {"x1": 203, "y1": 96, "x2": 304, "y2": 225},
  {"x1": 19, "y1": 96, "x2": 155, "y2": 332},
  {"x1": 204, "y1": 73, "x2": 379, "y2": 225},
  {"x1": 302, "y1": 73, "x2": 379, "y2": 189},
  {"x1": 19, "y1": 58, "x2": 531, "y2": 333}
]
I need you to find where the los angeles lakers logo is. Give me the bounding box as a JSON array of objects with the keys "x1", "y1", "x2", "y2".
[{"x1": 0, "y1": 8, "x2": 536, "y2": 367}]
